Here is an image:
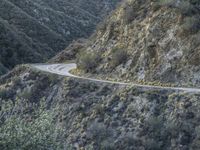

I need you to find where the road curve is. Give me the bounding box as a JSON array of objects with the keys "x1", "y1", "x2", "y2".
[{"x1": 32, "y1": 63, "x2": 200, "y2": 93}]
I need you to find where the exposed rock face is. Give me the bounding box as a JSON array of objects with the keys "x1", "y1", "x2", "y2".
[
  {"x1": 0, "y1": 0, "x2": 120, "y2": 75},
  {"x1": 79, "y1": 0, "x2": 200, "y2": 87}
]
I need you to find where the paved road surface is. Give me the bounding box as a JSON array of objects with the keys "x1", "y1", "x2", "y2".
[{"x1": 32, "y1": 63, "x2": 200, "y2": 93}]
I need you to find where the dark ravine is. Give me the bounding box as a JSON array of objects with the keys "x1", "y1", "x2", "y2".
[{"x1": 0, "y1": 0, "x2": 120, "y2": 75}]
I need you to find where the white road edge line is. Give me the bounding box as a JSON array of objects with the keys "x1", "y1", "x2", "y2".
[{"x1": 32, "y1": 63, "x2": 200, "y2": 93}]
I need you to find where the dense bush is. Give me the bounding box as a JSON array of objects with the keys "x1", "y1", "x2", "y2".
[
  {"x1": 157, "y1": 0, "x2": 198, "y2": 14},
  {"x1": 155, "y1": 0, "x2": 200, "y2": 33},
  {"x1": 0, "y1": 63, "x2": 7, "y2": 75},
  {"x1": 159, "y1": 0, "x2": 175, "y2": 5},
  {"x1": 110, "y1": 48, "x2": 128, "y2": 68},
  {"x1": 87, "y1": 122, "x2": 115, "y2": 149},
  {"x1": 77, "y1": 51, "x2": 101, "y2": 72},
  {"x1": 123, "y1": 4, "x2": 136, "y2": 24},
  {"x1": 0, "y1": 99, "x2": 68, "y2": 150},
  {"x1": 182, "y1": 16, "x2": 200, "y2": 33}
]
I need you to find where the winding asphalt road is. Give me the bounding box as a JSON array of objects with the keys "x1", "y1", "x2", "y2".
[{"x1": 32, "y1": 63, "x2": 200, "y2": 93}]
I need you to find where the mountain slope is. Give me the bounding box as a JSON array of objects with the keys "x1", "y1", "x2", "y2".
[
  {"x1": 1, "y1": 63, "x2": 200, "y2": 149},
  {"x1": 2, "y1": 0, "x2": 200, "y2": 149},
  {"x1": 76, "y1": 0, "x2": 200, "y2": 87},
  {"x1": 0, "y1": 0, "x2": 120, "y2": 75}
]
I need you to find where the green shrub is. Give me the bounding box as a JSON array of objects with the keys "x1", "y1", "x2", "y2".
[
  {"x1": 12, "y1": 76, "x2": 21, "y2": 86},
  {"x1": 0, "y1": 63, "x2": 7, "y2": 76},
  {"x1": 156, "y1": 0, "x2": 200, "y2": 33},
  {"x1": 77, "y1": 51, "x2": 101, "y2": 72},
  {"x1": 0, "y1": 99, "x2": 68, "y2": 150},
  {"x1": 100, "y1": 138, "x2": 115, "y2": 150},
  {"x1": 110, "y1": 48, "x2": 128, "y2": 68},
  {"x1": 19, "y1": 89, "x2": 32, "y2": 99},
  {"x1": 158, "y1": 0, "x2": 199, "y2": 15},
  {"x1": 158, "y1": 0, "x2": 176, "y2": 7},
  {"x1": 116, "y1": 133, "x2": 140, "y2": 149},
  {"x1": 178, "y1": 1, "x2": 194, "y2": 15},
  {"x1": 96, "y1": 19, "x2": 108, "y2": 32},
  {"x1": 0, "y1": 89, "x2": 7, "y2": 99},
  {"x1": 87, "y1": 122, "x2": 115, "y2": 148},
  {"x1": 182, "y1": 16, "x2": 200, "y2": 33},
  {"x1": 123, "y1": 5, "x2": 136, "y2": 24},
  {"x1": 154, "y1": 0, "x2": 198, "y2": 15}
]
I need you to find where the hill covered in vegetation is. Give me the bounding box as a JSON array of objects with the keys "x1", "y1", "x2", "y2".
[
  {"x1": 1, "y1": 0, "x2": 200, "y2": 149},
  {"x1": 0, "y1": 0, "x2": 120, "y2": 75}
]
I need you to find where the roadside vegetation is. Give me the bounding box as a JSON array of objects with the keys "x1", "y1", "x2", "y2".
[
  {"x1": 77, "y1": 51, "x2": 101, "y2": 72},
  {"x1": 109, "y1": 48, "x2": 128, "y2": 68}
]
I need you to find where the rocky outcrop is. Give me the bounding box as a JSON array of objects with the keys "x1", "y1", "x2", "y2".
[{"x1": 78, "y1": 0, "x2": 200, "y2": 87}]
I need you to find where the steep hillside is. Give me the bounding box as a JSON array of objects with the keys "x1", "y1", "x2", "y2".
[
  {"x1": 76, "y1": 0, "x2": 200, "y2": 87},
  {"x1": 1, "y1": 63, "x2": 200, "y2": 149},
  {"x1": 0, "y1": 0, "x2": 120, "y2": 75},
  {"x1": 1, "y1": 0, "x2": 200, "y2": 149}
]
